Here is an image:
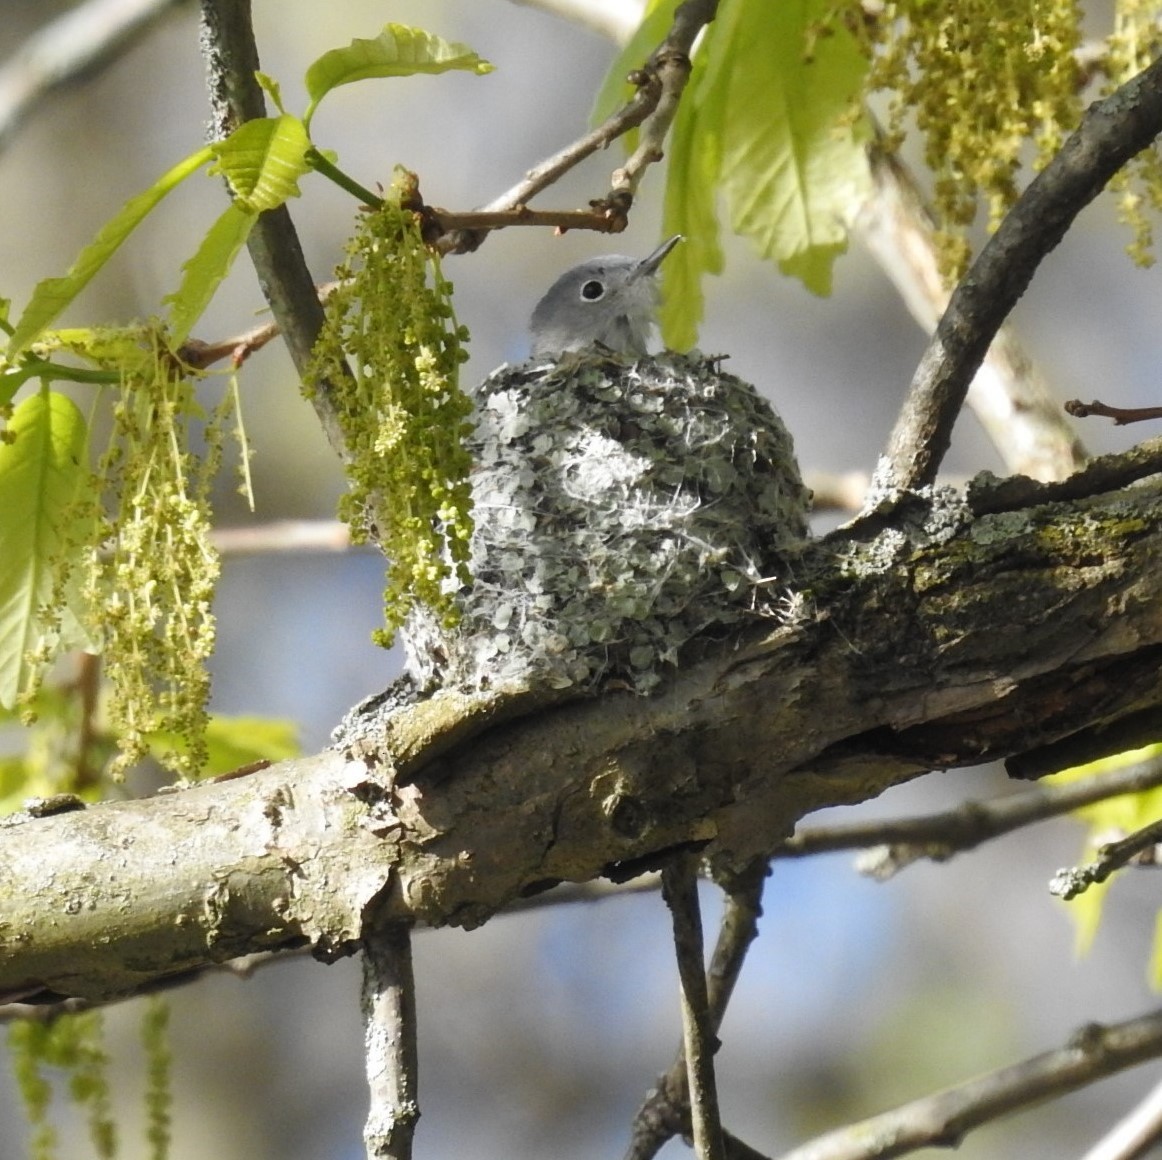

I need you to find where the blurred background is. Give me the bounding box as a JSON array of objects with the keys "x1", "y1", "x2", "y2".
[{"x1": 2, "y1": 1, "x2": 1162, "y2": 1157}]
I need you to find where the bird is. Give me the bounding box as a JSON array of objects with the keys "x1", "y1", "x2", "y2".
[
  {"x1": 528, "y1": 235, "x2": 682, "y2": 358},
  {"x1": 396, "y1": 236, "x2": 811, "y2": 698}
]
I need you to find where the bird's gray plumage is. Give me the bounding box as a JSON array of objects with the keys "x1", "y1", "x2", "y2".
[{"x1": 528, "y1": 235, "x2": 681, "y2": 358}]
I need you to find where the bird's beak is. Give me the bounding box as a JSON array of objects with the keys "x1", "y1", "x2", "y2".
[{"x1": 633, "y1": 235, "x2": 683, "y2": 279}]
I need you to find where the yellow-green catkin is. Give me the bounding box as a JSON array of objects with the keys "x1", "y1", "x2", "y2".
[
  {"x1": 33, "y1": 326, "x2": 226, "y2": 779},
  {"x1": 8, "y1": 1011, "x2": 116, "y2": 1160},
  {"x1": 142, "y1": 996, "x2": 172, "y2": 1160},
  {"x1": 858, "y1": 0, "x2": 1083, "y2": 278},
  {"x1": 1107, "y1": 0, "x2": 1162, "y2": 265},
  {"x1": 307, "y1": 172, "x2": 474, "y2": 645}
]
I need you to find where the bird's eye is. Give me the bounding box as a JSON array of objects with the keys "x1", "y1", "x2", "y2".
[{"x1": 580, "y1": 279, "x2": 605, "y2": 301}]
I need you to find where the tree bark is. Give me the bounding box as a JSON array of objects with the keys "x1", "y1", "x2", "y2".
[{"x1": 4, "y1": 471, "x2": 1162, "y2": 1003}]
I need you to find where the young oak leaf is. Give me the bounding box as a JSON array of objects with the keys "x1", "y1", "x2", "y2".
[
  {"x1": 304, "y1": 23, "x2": 493, "y2": 128},
  {"x1": 0, "y1": 391, "x2": 91, "y2": 708}
]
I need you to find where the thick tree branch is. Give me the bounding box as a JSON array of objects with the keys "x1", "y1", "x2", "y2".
[
  {"x1": 5, "y1": 467, "x2": 1162, "y2": 1003},
  {"x1": 870, "y1": 53, "x2": 1162, "y2": 502},
  {"x1": 779, "y1": 1010, "x2": 1162, "y2": 1160}
]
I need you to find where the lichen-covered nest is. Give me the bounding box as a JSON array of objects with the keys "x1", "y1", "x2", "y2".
[{"x1": 402, "y1": 351, "x2": 811, "y2": 695}]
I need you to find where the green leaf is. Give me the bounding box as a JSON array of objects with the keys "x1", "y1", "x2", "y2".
[
  {"x1": 7, "y1": 147, "x2": 214, "y2": 360},
  {"x1": 166, "y1": 203, "x2": 257, "y2": 346},
  {"x1": 303, "y1": 24, "x2": 494, "y2": 127},
  {"x1": 0, "y1": 391, "x2": 90, "y2": 708},
  {"x1": 147, "y1": 713, "x2": 300, "y2": 779},
  {"x1": 712, "y1": 0, "x2": 871, "y2": 295},
  {"x1": 660, "y1": 47, "x2": 726, "y2": 351},
  {"x1": 209, "y1": 115, "x2": 312, "y2": 213},
  {"x1": 255, "y1": 71, "x2": 286, "y2": 114}
]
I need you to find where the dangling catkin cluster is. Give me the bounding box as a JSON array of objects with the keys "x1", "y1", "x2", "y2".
[
  {"x1": 402, "y1": 351, "x2": 811, "y2": 696},
  {"x1": 307, "y1": 177, "x2": 474, "y2": 644},
  {"x1": 858, "y1": 0, "x2": 1083, "y2": 276}
]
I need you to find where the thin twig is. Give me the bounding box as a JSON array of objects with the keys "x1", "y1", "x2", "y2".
[
  {"x1": 780, "y1": 755, "x2": 1162, "y2": 880},
  {"x1": 661, "y1": 852, "x2": 726, "y2": 1160},
  {"x1": 361, "y1": 922, "x2": 420, "y2": 1160},
  {"x1": 868, "y1": 52, "x2": 1162, "y2": 506},
  {"x1": 1066, "y1": 398, "x2": 1162, "y2": 425},
  {"x1": 1050, "y1": 814, "x2": 1162, "y2": 901},
  {"x1": 440, "y1": 0, "x2": 717, "y2": 254},
  {"x1": 0, "y1": 0, "x2": 191, "y2": 151},
  {"x1": 625, "y1": 861, "x2": 767, "y2": 1160},
  {"x1": 779, "y1": 1010, "x2": 1162, "y2": 1160},
  {"x1": 1081, "y1": 1075, "x2": 1162, "y2": 1160}
]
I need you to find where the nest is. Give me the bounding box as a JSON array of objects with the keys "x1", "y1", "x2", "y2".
[{"x1": 402, "y1": 351, "x2": 811, "y2": 695}]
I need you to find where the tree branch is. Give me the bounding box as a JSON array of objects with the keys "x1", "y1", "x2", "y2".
[
  {"x1": 779, "y1": 754, "x2": 1162, "y2": 879},
  {"x1": 1051, "y1": 814, "x2": 1162, "y2": 901},
  {"x1": 361, "y1": 922, "x2": 420, "y2": 1160},
  {"x1": 869, "y1": 52, "x2": 1162, "y2": 503},
  {"x1": 439, "y1": 0, "x2": 716, "y2": 253},
  {"x1": 779, "y1": 1011, "x2": 1162, "y2": 1160},
  {"x1": 198, "y1": 0, "x2": 349, "y2": 459},
  {"x1": 625, "y1": 862, "x2": 767, "y2": 1160},
  {"x1": 662, "y1": 853, "x2": 726, "y2": 1160},
  {"x1": 6, "y1": 469, "x2": 1162, "y2": 1002},
  {"x1": 1067, "y1": 399, "x2": 1162, "y2": 426}
]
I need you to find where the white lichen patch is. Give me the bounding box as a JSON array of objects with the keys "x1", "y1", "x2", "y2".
[{"x1": 402, "y1": 352, "x2": 811, "y2": 695}]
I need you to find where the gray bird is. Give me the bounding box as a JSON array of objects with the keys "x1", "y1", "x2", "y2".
[{"x1": 528, "y1": 235, "x2": 682, "y2": 358}]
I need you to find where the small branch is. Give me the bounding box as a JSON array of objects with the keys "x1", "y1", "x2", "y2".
[
  {"x1": 1050, "y1": 815, "x2": 1162, "y2": 901},
  {"x1": 780, "y1": 755, "x2": 1162, "y2": 880},
  {"x1": 1066, "y1": 398, "x2": 1162, "y2": 425},
  {"x1": 180, "y1": 320, "x2": 280, "y2": 369},
  {"x1": 0, "y1": 0, "x2": 190, "y2": 152},
  {"x1": 965, "y1": 434, "x2": 1162, "y2": 516},
  {"x1": 361, "y1": 922, "x2": 420, "y2": 1160},
  {"x1": 661, "y1": 852, "x2": 726, "y2": 1160},
  {"x1": 780, "y1": 1010, "x2": 1162, "y2": 1160},
  {"x1": 436, "y1": 75, "x2": 660, "y2": 253},
  {"x1": 1081, "y1": 1075, "x2": 1162, "y2": 1160},
  {"x1": 198, "y1": 0, "x2": 350, "y2": 461},
  {"x1": 429, "y1": 206, "x2": 629, "y2": 238},
  {"x1": 869, "y1": 52, "x2": 1162, "y2": 504},
  {"x1": 439, "y1": 0, "x2": 717, "y2": 254},
  {"x1": 625, "y1": 861, "x2": 767, "y2": 1160}
]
